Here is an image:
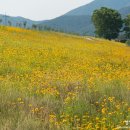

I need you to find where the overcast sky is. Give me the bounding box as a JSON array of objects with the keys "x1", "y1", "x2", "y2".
[{"x1": 0, "y1": 0, "x2": 93, "y2": 21}]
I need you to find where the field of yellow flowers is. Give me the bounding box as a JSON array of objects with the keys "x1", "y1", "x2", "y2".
[{"x1": 0, "y1": 26, "x2": 130, "y2": 130}]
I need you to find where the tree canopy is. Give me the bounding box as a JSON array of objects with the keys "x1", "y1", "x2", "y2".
[{"x1": 92, "y1": 7, "x2": 123, "y2": 40}]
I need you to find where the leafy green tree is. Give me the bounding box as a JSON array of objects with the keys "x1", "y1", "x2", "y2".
[
  {"x1": 38, "y1": 25, "x2": 43, "y2": 31},
  {"x1": 23, "y1": 21, "x2": 27, "y2": 28},
  {"x1": 44, "y1": 25, "x2": 52, "y2": 31},
  {"x1": 8, "y1": 21, "x2": 12, "y2": 26},
  {"x1": 32, "y1": 24, "x2": 37, "y2": 30},
  {"x1": 92, "y1": 7, "x2": 123, "y2": 40},
  {"x1": 0, "y1": 19, "x2": 2, "y2": 24},
  {"x1": 19, "y1": 23, "x2": 22, "y2": 27},
  {"x1": 124, "y1": 14, "x2": 130, "y2": 39}
]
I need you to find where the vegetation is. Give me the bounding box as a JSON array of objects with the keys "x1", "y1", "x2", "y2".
[
  {"x1": 32, "y1": 24, "x2": 37, "y2": 30},
  {"x1": 0, "y1": 26, "x2": 130, "y2": 129},
  {"x1": 42, "y1": 25, "x2": 80, "y2": 36},
  {"x1": 126, "y1": 40, "x2": 130, "y2": 46},
  {"x1": 92, "y1": 7, "x2": 123, "y2": 40},
  {"x1": 0, "y1": 19, "x2": 2, "y2": 24},
  {"x1": 23, "y1": 21, "x2": 27, "y2": 28},
  {"x1": 8, "y1": 21, "x2": 12, "y2": 26},
  {"x1": 124, "y1": 14, "x2": 130, "y2": 39}
]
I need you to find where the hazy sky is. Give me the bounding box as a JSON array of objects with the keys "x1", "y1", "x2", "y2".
[{"x1": 0, "y1": 0, "x2": 93, "y2": 21}]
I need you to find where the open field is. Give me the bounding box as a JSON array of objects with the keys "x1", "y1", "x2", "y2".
[{"x1": 0, "y1": 26, "x2": 130, "y2": 130}]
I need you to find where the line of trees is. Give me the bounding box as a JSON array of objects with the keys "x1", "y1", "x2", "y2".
[
  {"x1": 92, "y1": 7, "x2": 130, "y2": 43},
  {"x1": 0, "y1": 19, "x2": 52, "y2": 31},
  {"x1": 0, "y1": 19, "x2": 28, "y2": 28}
]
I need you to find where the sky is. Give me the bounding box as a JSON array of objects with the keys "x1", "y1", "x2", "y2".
[{"x1": 0, "y1": 0, "x2": 93, "y2": 21}]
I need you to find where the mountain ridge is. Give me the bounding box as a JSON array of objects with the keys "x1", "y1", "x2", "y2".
[
  {"x1": 39, "y1": 0, "x2": 130, "y2": 35},
  {"x1": 65, "y1": 0, "x2": 130, "y2": 16},
  {"x1": 0, "y1": 14, "x2": 43, "y2": 28}
]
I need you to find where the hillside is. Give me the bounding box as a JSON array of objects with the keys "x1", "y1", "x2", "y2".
[
  {"x1": 39, "y1": 15, "x2": 94, "y2": 35},
  {"x1": 0, "y1": 26, "x2": 130, "y2": 129},
  {"x1": 66, "y1": 0, "x2": 130, "y2": 16},
  {"x1": 0, "y1": 14, "x2": 42, "y2": 27}
]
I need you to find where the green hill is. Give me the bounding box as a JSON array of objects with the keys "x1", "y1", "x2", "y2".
[
  {"x1": 66, "y1": 0, "x2": 130, "y2": 16},
  {"x1": 0, "y1": 14, "x2": 42, "y2": 28}
]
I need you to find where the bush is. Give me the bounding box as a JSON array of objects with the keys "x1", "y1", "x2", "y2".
[{"x1": 126, "y1": 40, "x2": 130, "y2": 46}]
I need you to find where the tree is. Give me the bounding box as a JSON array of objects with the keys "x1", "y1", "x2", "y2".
[
  {"x1": 16, "y1": 23, "x2": 19, "y2": 27},
  {"x1": 38, "y1": 25, "x2": 43, "y2": 31},
  {"x1": 124, "y1": 14, "x2": 130, "y2": 39},
  {"x1": 32, "y1": 24, "x2": 37, "y2": 30},
  {"x1": 18, "y1": 23, "x2": 22, "y2": 27},
  {"x1": 8, "y1": 21, "x2": 12, "y2": 26},
  {"x1": 0, "y1": 19, "x2": 2, "y2": 24},
  {"x1": 44, "y1": 25, "x2": 52, "y2": 31},
  {"x1": 23, "y1": 21, "x2": 27, "y2": 28},
  {"x1": 92, "y1": 7, "x2": 123, "y2": 40}
]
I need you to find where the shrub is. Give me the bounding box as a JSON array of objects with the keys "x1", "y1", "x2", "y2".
[{"x1": 126, "y1": 40, "x2": 130, "y2": 46}]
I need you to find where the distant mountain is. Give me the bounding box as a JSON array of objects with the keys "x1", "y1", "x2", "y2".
[
  {"x1": 119, "y1": 6, "x2": 130, "y2": 17},
  {"x1": 39, "y1": 15, "x2": 94, "y2": 35},
  {"x1": 0, "y1": 14, "x2": 42, "y2": 28},
  {"x1": 39, "y1": 0, "x2": 130, "y2": 36},
  {"x1": 66, "y1": 0, "x2": 130, "y2": 16}
]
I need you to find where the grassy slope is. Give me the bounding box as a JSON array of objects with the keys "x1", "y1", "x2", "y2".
[{"x1": 0, "y1": 26, "x2": 130, "y2": 130}]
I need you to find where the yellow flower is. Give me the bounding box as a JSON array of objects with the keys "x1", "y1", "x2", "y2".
[
  {"x1": 35, "y1": 108, "x2": 39, "y2": 112},
  {"x1": 17, "y1": 98, "x2": 22, "y2": 101},
  {"x1": 102, "y1": 108, "x2": 107, "y2": 114},
  {"x1": 108, "y1": 97, "x2": 115, "y2": 102},
  {"x1": 29, "y1": 104, "x2": 32, "y2": 107}
]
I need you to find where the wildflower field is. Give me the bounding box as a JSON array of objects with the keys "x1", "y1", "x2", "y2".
[{"x1": 0, "y1": 26, "x2": 130, "y2": 130}]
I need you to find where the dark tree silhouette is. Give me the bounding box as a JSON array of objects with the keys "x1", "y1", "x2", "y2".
[
  {"x1": 0, "y1": 19, "x2": 2, "y2": 24},
  {"x1": 23, "y1": 21, "x2": 27, "y2": 28},
  {"x1": 8, "y1": 21, "x2": 12, "y2": 26},
  {"x1": 32, "y1": 24, "x2": 37, "y2": 30}
]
